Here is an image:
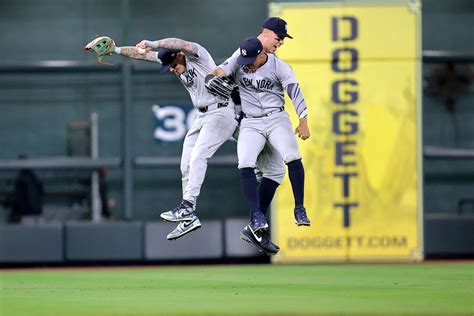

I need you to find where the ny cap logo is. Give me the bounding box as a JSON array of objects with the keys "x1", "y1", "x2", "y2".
[
  {"x1": 242, "y1": 49, "x2": 247, "y2": 56},
  {"x1": 285, "y1": 24, "x2": 288, "y2": 31}
]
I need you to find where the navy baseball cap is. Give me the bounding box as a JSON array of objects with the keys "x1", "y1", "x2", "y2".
[
  {"x1": 158, "y1": 48, "x2": 179, "y2": 73},
  {"x1": 236, "y1": 37, "x2": 263, "y2": 65},
  {"x1": 262, "y1": 17, "x2": 293, "y2": 39}
]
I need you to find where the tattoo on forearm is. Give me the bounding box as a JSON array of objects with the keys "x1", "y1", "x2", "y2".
[
  {"x1": 157, "y1": 38, "x2": 197, "y2": 56},
  {"x1": 120, "y1": 47, "x2": 158, "y2": 63}
]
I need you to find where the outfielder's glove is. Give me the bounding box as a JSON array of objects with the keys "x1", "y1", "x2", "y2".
[
  {"x1": 84, "y1": 36, "x2": 115, "y2": 64},
  {"x1": 205, "y1": 74, "x2": 237, "y2": 101}
]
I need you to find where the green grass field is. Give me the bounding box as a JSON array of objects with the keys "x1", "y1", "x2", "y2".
[{"x1": 0, "y1": 263, "x2": 472, "y2": 316}]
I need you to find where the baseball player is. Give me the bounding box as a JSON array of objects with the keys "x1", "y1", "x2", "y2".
[
  {"x1": 85, "y1": 36, "x2": 238, "y2": 240},
  {"x1": 207, "y1": 35, "x2": 310, "y2": 254},
  {"x1": 213, "y1": 17, "x2": 311, "y2": 254}
]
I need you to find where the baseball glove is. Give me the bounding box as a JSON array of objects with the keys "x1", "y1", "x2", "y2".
[
  {"x1": 205, "y1": 75, "x2": 237, "y2": 101},
  {"x1": 84, "y1": 36, "x2": 115, "y2": 64}
]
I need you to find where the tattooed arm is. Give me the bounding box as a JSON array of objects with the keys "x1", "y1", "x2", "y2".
[
  {"x1": 115, "y1": 46, "x2": 159, "y2": 63},
  {"x1": 136, "y1": 38, "x2": 198, "y2": 56},
  {"x1": 116, "y1": 38, "x2": 197, "y2": 62}
]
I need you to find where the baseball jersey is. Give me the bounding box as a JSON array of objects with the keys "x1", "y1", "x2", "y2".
[
  {"x1": 220, "y1": 52, "x2": 301, "y2": 118},
  {"x1": 177, "y1": 43, "x2": 223, "y2": 109}
]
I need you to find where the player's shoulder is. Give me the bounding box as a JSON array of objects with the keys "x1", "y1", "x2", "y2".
[
  {"x1": 268, "y1": 53, "x2": 291, "y2": 70},
  {"x1": 191, "y1": 42, "x2": 208, "y2": 55},
  {"x1": 190, "y1": 42, "x2": 215, "y2": 62},
  {"x1": 269, "y1": 53, "x2": 287, "y2": 65},
  {"x1": 219, "y1": 49, "x2": 239, "y2": 68},
  {"x1": 231, "y1": 48, "x2": 240, "y2": 58}
]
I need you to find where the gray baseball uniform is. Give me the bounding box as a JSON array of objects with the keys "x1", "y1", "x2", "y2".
[
  {"x1": 220, "y1": 52, "x2": 303, "y2": 169},
  {"x1": 224, "y1": 49, "x2": 286, "y2": 184},
  {"x1": 176, "y1": 43, "x2": 237, "y2": 205}
]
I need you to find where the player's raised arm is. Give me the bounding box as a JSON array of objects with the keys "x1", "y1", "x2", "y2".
[
  {"x1": 84, "y1": 36, "x2": 159, "y2": 63},
  {"x1": 287, "y1": 82, "x2": 310, "y2": 140},
  {"x1": 205, "y1": 53, "x2": 240, "y2": 100},
  {"x1": 214, "y1": 50, "x2": 240, "y2": 77},
  {"x1": 117, "y1": 46, "x2": 159, "y2": 62},
  {"x1": 136, "y1": 38, "x2": 198, "y2": 57}
]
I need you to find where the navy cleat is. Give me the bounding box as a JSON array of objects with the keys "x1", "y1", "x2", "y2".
[
  {"x1": 160, "y1": 200, "x2": 195, "y2": 222},
  {"x1": 250, "y1": 212, "x2": 269, "y2": 233},
  {"x1": 167, "y1": 215, "x2": 201, "y2": 240},
  {"x1": 294, "y1": 205, "x2": 311, "y2": 226},
  {"x1": 240, "y1": 224, "x2": 280, "y2": 251},
  {"x1": 240, "y1": 224, "x2": 279, "y2": 255}
]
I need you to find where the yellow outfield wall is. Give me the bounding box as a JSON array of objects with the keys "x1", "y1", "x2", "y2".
[{"x1": 271, "y1": 1, "x2": 423, "y2": 262}]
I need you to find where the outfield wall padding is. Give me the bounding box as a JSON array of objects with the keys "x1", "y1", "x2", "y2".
[
  {"x1": 144, "y1": 221, "x2": 223, "y2": 260},
  {"x1": 65, "y1": 222, "x2": 143, "y2": 261},
  {"x1": 0, "y1": 224, "x2": 63, "y2": 263},
  {"x1": 424, "y1": 216, "x2": 474, "y2": 256}
]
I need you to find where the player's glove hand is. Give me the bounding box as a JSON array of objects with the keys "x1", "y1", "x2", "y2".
[
  {"x1": 205, "y1": 74, "x2": 237, "y2": 101},
  {"x1": 84, "y1": 36, "x2": 116, "y2": 64}
]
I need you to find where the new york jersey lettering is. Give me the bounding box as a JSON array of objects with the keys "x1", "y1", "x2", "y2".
[
  {"x1": 241, "y1": 77, "x2": 253, "y2": 88},
  {"x1": 240, "y1": 77, "x2": 275, "y2": 91},
  {"x1": 256, "y1": 79, "x2": 274, "y2": 90},
  {"x1": 182, "y1": 68, "x2": 197, "y2": 84}
]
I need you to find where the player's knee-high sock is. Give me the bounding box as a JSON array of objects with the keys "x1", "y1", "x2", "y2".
[
  {"x1": 240, "y1": 167, "x2": 261, "y2": 217},
  {"x1": 287, "y1": 159, "x2": 305, "y2": 207},
  {"x1": 258, "y1": 177, "x2": 279, "y2": 215}
]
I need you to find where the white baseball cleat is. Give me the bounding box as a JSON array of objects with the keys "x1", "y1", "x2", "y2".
[
  {"x1": 166, "y1": 215, "x2": 202, "y2": 240},
  {"x1": 160, "y1": 200, "x2": 195, "y2": 222}
]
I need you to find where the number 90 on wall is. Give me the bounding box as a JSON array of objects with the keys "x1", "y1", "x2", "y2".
[{"x1": 152, "y1": 104, "x2": 197, "y2": 142}]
